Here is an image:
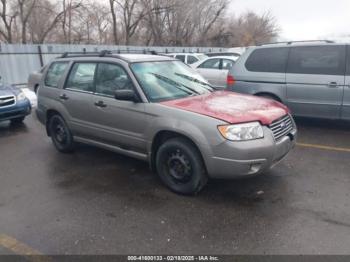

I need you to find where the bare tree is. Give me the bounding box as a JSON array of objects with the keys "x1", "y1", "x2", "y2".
[
  {"x1": 0, "y1": 0, "x2": 17, "y2": 43},
  {"x1": 0, "y1": 0, "x2": 279, "y2": 47},
  {"x1": 17, "y1": 0, "x2": 37, "y2": 43},
  {"x1": 231, "y1": 11, "x2": 279, "y2": 46},
  {"x1": 109, "y1": 0, "x2": 119, "y2": 44}
]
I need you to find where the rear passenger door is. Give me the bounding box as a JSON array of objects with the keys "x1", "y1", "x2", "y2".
[
  {"x1": 342, "y1": 45, "x2": 350, "y2": 120},
  {"x1": 61, "y1": 62, "x2": 97, "y2": 137},
  {"x1": 286, "y1": 45, "x2": 345, "y2": 119}
]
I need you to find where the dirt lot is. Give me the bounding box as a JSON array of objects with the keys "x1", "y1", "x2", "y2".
[{"x1": 0, "y1": 114, "x2": 349, "y2": 255}]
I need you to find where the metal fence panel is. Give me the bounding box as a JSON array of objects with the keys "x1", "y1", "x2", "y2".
[{"x1": 0, "y1": 44, "x2": 228, "y2": 86}]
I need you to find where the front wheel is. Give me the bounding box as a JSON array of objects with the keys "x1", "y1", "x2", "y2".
[
  {"x1": 156, "y1": 138, "x2": 208, "y2": 195},
  {"x1": 48, "y1": 114, "x2": 74, "y2": 153}
]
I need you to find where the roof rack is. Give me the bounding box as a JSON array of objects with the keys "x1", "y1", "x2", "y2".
[
  {"x1": 59, "y1": 49, "x2": 159, "y2": 59},
  {"x1": 260, "y1": 40, "x2": 335, "y2": 46}
]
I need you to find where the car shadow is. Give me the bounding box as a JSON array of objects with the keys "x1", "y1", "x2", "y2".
[{"x1": 0, "y1": 121, "x2": 29, "y2": 137}]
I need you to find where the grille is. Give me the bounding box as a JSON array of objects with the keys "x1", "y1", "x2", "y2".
[
  {"x1": 269, "y1": 114, "x2": 294, "y2": 141},
  {"x1": 0, "y1": 95, "x2": 15, "y2": 108}
]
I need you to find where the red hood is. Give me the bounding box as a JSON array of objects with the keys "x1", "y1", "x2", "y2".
[{"x1": 160, "y1": 91, "x2": 289, "y2": 125}]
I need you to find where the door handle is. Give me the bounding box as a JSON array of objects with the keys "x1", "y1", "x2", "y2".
[
  {"x1": 327, "y1": 82, "x2": 338, "y2": 88},
  {"x1": 59, "y1": 94, "x2": 69, "y2": 100},
  {"x1": 94, "y1": 101, "x2": 107, "y2": 108}
]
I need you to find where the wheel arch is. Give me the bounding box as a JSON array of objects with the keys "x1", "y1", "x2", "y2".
[
  {"x1": 46, "y1": 109, "x2": 62, "y2": 136},
  {"x1": 255, "y1": 92, "x2": 282, "y2": 102},
  {"x1": 150, "y1": 130, "x2": 207, "y2": 173}
]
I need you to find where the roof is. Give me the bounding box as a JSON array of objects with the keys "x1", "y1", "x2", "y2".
[
  {"x1": 256, "y1": 40, "x2": 345, "y2": 48},
  {"x1": 204, "y1": 56, "x2": 237, "y2": 60},
  {"x1": 117, "y1": 54, "x2": 174, "y2": 63},
  {"x1": 56, "y1": 53, "x2": 175, "y2": 63}
]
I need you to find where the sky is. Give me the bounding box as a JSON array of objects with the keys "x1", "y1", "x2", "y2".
[{"x1": 230, "y1": 0, "x2": 350, "y2": 41}]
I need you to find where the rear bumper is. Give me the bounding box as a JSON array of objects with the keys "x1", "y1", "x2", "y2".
[
  {"x1": 0, "y1": 99, "x2": 31, "y2": 122},
  {"x1": 205, "y1": 127, "x2": 297, "y2": 179}
]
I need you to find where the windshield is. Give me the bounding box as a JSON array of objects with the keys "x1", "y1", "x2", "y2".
[{"x1": 130, "y1": 61, "x2": 213, "y2": 102}]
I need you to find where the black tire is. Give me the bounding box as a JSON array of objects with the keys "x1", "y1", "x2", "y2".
[
  {"x1": 156, "y1": 137, "x2": 208, "y2": 195},
  {"x1": 10, "y1": 117, "x2": 25, "y2": 124},
  {"x1": 48, "y1": 114, "x2": 74, "y2": 153}
]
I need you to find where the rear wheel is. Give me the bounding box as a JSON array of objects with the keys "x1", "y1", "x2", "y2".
[
  {"x1": 48, "y1": 114, "x2": 74, "y2": 153},
  {"x1": 156, "y1": 138, "x2": 208, "y2": 195}
]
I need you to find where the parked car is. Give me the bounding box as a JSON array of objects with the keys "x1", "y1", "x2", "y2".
[
  {"x1": 0, "y1": 76, "x2": 32, "y2": 124},
  {"x1": 227, "y1": 40, "x2": 350, "y2": 120},
  {"x1": 36, "y1": 52, "x2": 297, "y2": 195},
  {"x1": 167, "y1": 53, "x2": 208, "y2": 65},
  {"x1": 191, "y1": 56, "x2": 237, "y2": 89},
  {"x1": 27, "y1": 65, "x2": 47, "y2": 93}
]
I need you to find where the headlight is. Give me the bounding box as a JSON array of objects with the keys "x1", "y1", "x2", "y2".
[
  {"x1": 17, "y1": 91, "x2": 27, "y2": 101},
  {"x1": 218, "y1": 122, "x2": 264, "y2": 141}
]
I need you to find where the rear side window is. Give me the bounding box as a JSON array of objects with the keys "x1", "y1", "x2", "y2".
[
  {"x1": 45, "y1": 62, "x2": 69, "y2": 88},
  {"x1": 287, "y1": 46, "x2": 346, "y2": 75},
  {"x1": 187, "y1": 56, "x2": 198, "y2": 64},
  {"x1": 245, "y1": 47, "x2": 289, "y2": 73},
  {"x1": 65, "y1": 63, "x2": 97, "y2": 92},
  {"x1": 199, "y1": 58, "x2": 220, "y2": 69},
  {"x1": 175, "y1": 55, "x2": 186, "y2": 63}
]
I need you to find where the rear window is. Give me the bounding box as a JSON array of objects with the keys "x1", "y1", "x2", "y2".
[
  {"x1": 187, "y1": 56, "x2": 198, "y2": 64},
  {"x1": 287, "y1": 46, "x2": 346, "y2": 75},
  {"x1": 245, "y1": 47, "x2": 289, "y2": 73},
  {"x1": 175, "y1": 55, "x2": 186, "y2": 63},
  {"x1": 45, "y1": 62, "x2": 69, "y2": 88}
]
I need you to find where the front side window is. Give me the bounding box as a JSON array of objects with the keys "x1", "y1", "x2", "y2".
[
  {"x1": 95, "y1": 63, "x2": 133, "y2": 97},
  {"x1": 45, "y1": 62, "x2": 69, "y2": 88},
  {"x1": 245, "y1": 47, "x2": 289, "y2": 73},
  {"x1": 199, "y1": 58, "x2": 220, "y2": 69},
  {"x1": 287, "y1": 46, "x2": 346, "y2": 75},
  {"x1": 65, "y1": 63, "x2": 97, "y2": 92},
  {"x1": 130, "y1": 61, "x2": 213, "y2": 102}
]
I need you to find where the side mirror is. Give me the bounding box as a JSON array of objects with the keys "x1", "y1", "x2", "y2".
[{"x1": 114, "y1": 89, "x2": 138, "y2": 102}]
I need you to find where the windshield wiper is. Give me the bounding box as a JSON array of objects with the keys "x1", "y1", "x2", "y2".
[
  {"x1": 149, "y1": 73, "x2": 200, "y2": 95},
  {"x1": 174, "y1": 73, "x2": 214, "y2": 92}
]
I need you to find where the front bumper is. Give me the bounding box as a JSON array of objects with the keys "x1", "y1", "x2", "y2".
[
  {"x1": 205, "y1": 127, "x2": 297, "y2": 179},
  {"x1": 0, "y1": 99, "x2": 32, "y2": 122}
]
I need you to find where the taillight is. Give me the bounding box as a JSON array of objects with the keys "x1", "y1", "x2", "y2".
[{"x1": 227, "y1": 74, "x2": 235, "y2": 86}]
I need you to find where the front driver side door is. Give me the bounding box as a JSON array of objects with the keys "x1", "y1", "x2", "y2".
[{"x1": 89, "y1": 62, "x2": 148, "y2": 154}]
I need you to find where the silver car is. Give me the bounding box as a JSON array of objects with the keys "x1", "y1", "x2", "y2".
[
  {"x1": 227, "y1": 40, "x2": 350, "y2": 120},
  {"x1": 167, "y1": 53, "x2": 208, "y2": 65},
  {"x1": 36, "y1": 52, "x2": 296, "y2": 195},
  {"x1": 192, "y1": 56, "x2": 237, "y2": 89}
]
